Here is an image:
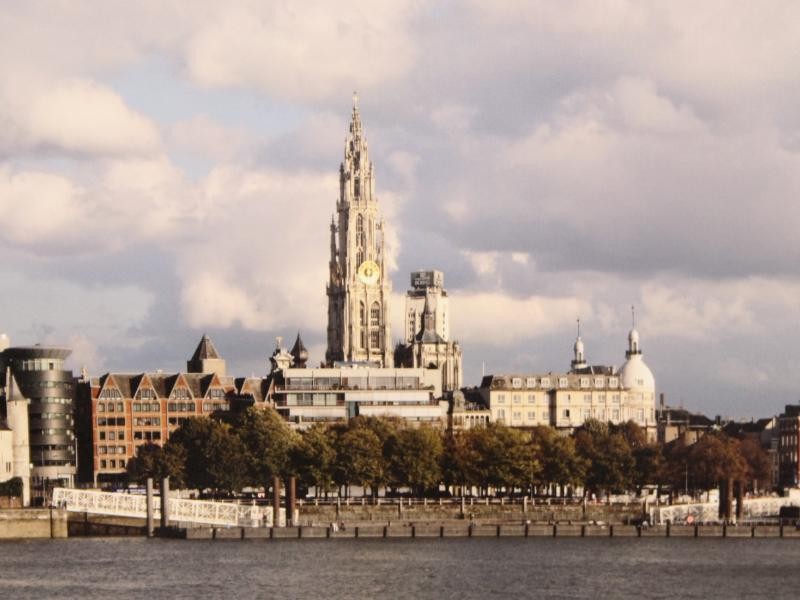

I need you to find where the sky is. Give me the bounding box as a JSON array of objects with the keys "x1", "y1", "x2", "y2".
[{"x1": 1, "y1": 1, "x2": 799, "y2": 419}]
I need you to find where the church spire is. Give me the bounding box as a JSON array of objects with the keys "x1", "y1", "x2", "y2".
[{"x1": 326, "y1": 95, "x2": 392, "y2": 367}]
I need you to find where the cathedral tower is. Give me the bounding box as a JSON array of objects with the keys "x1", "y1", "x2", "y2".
[{"x1": 326, "y1": 95, "x2": 393, "y2": 367}]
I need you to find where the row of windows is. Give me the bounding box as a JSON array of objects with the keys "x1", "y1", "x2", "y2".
[
  {"x1": 507, "y1": 376, "x2": 620, "y2": 390},
  {"x1": 99, "y1": 459, "x2": 125, "y2": 470},
  {"x1": 100, "y1": 388, "x2": 223, "y2": 401},
  {"x1": 133, "y1": 417, "x2": 161, "y2": 427},
  {"x1": 98, "y1": 445, "x2": 126, "y2": 455},
  {"x1": 97, "y1": 402, "x2": 125, "y2": 413},
  {"x1": 97, "y1": 417, "x2": 125, "y2": 426},
  {"x1": 12, "y1": 358, "x2": 65, "y2": 371},
  {"x1": 98, "y1": 430, "x2": 124, "y2": 441},
  {"x1": 134, "y1": 431, "x2": 161, "y2": 441}
]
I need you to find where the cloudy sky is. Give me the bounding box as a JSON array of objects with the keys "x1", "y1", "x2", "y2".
[{"x1": 1, "y1": 1, "x2": 799, "y2": 418}]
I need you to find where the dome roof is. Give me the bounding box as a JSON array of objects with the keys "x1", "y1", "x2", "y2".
[
  {"x1": 618, "y1": 354, "x2": 655, "y2": 392},
  {"x1": 628, "y1": 328, "x2": 640, "y2": 345}
]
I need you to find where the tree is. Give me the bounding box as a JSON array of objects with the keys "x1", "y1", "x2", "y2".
[
  {"x1": 237, "y1": 406, "x2": 300, "y2": 489},
  {"x1": 739, "y1": 437, "x2": 772, "y2": 492},
  {"x1": 167, "y1": 416, "x2": 247, "y2": 495},
  {"x1": 334, "y1": 426, "x2": 384, "y2": 496},
  {"x1": 465, "y1": 423, "x2": 533, "y2": 494},
  {"x1": 686, "y1": 432, "x2": 747, "y2": 498},
  {"x1": 531, "y1": 426, "x2": 586, "y2": 495},
  {"x1": 126, "y1": 442, "x2": 186, "y2": 488},
  {"x1": 292, "y1": 423, "x2": 337, "y2": 497},
  {"x1": 386, "y1": 426, "x2": 443, "y2": 496},
  {"x1": 574, "y1": 419, "x2": 635, "y2": 499}
]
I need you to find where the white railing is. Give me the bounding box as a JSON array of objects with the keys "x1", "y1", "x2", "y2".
[
  {"x1": 52, "y1": 488, "x2": 278, "y2": 527},
  {"x1": 655, "y1": 496, "x2": 800, "y2": 525}
]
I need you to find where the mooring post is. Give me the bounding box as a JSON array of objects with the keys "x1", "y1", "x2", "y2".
[
  {"x1": 160, "y1": 477, "x2": 170, "y2": 529},
  {"x1": 288, "y1": 476, "x2": 297, "y2": 527},
  {"x1": 273, "y1": 476, "x2": 281, "y2": 527},
  {"x1": 146, "y1": 478, "x2": 154, "y2": 538}
]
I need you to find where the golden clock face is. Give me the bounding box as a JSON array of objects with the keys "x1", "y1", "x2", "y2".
[{"x1": 357, "y1": 260, "x2": 381, "y2": 285}]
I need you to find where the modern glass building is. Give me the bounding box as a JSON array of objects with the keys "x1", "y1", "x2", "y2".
[{"x1": 2, "y1": 345, "x2": 75, "y2": 502}]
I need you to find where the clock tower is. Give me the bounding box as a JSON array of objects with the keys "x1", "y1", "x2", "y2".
[{"x1": 326, "y1": 94, "x2": 393, "y2": 367}]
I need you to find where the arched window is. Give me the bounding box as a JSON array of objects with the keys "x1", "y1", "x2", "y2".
[
  {"x1": 356, "y1": 215, "x2": 364, "y2": 247},
  {"x1": 370, "y1": 302, "x2": 380, "y2": 326}
]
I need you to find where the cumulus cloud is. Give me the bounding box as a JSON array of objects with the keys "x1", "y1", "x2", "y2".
[
  {"x1": 2, "y1": 2, "x2": 800, "y2": 416},
  {"x1": 451, "y1": 293, "x2": 592, "y2": 346},
  {"x1": 184, "y1": 1, "x2": 421, "y2": 101},
  {"x1": 0, "y1": 79, "x2": 160, "y2": 157}
]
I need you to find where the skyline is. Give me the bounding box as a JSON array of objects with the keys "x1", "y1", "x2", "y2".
[{"x1": 2, "y1": 2, "x2": 800, "y2": 418}]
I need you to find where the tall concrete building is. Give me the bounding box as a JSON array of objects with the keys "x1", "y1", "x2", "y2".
[{"x1": 326, "y1": 95, "x2": 393, "y2": 367}]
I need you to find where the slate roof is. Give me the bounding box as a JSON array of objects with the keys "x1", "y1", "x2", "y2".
[{"x1": 190, "y1": 334, "x2": 221, "y2": 361}]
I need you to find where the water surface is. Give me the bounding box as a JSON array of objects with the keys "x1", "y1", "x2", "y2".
[{"x1": 1, "y1": 537, "x2": 797, "y2": 599}]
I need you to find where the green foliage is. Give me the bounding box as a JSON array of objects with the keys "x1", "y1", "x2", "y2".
[
  {"x1": 333, "y1": 426, "x2": 385, "y2": 494},
  {"x1": 237, "y1": 406, "x2": 300, "y2": 487},
  {"x1": 531, "y1": 426, "x2": 586, "y2": 490},
  {"x1": 167, "y1": 416, "x2": 247, "y2": 494},
  {"x1": 574, "y1": 419, "x2": 635, "y2": 497},
  {"x1": 292, "y1": 423, "x2": 337, "y2": 496},
  {"x1": 0, "y1": 476, "x2": 23, "y2": 497},
  {"x1": 386, "y1": 425, "x2": 443, "y2": 496},
  {"x1": 126, "y1": 442, "x2": 186, "y2": 488}
]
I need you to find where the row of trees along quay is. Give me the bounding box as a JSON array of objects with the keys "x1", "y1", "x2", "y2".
[{"x1": 126, "y1": 407, "x2": 772, "y2": 502}]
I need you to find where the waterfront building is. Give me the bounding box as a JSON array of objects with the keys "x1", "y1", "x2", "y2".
[
  {"x1": 75, "y1": 335, "x2": 263, "y2": 486},
  {"x1": 395, "y1": 271, "x2": 463, "y2": 393},
  {"x1": 326, "y1": 95, "x2": 393, "y2": 368},
  {"x1": 478, "y1": 326, "x2": 657, "y2": 436},
  {"x1": 778, "y1": 405, "x2": 800, "y2": 489},
  {"x1": 656, "y1": 405, "x2": 716, "y2": 445},
  {"x1": 448, "y1": 388, "x2": 491, "y2": 431},
  {"x1": 0, "y1": 342, "x2": 75, "y2": 504},
  {"x1": 271, "y1": 365, "x2": 445, "y2": 429}
]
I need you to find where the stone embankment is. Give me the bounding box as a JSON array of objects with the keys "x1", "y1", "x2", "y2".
[
  {"x1": 294, "y1": 499, "x2": 642, "y2": 526},
  {"x1": 0, "y1": 508, "x2": 68, "y2": 539},
  {"x1": 181, "y1": 522, "x2": 800, "y2": 541}
]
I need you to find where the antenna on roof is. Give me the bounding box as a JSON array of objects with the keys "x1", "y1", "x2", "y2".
[
  {"x1": 353, "y1": 91, "x2": 359, "y2": 110},
  {"x1": 576, "y1": 317, "x2": 581, "y2": 338},
  {"x1": 631, "y1": 305, "x2": 636, "y2": 328}
]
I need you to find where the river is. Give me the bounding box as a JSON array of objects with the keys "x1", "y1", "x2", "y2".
[{"x1": 1, "y1": 537, "x2": 797, "y2": 599}]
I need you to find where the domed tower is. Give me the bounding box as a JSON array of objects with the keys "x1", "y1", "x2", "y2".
[
  {"x1": 570, "y1": 319, "x2": 587, "y2": 372},
  {"x1": 616, "y1": 307, "x2": 656, "y2": 431},
  {"x1": 290, "y1": 333, "x2": 309, "y2": 368}
]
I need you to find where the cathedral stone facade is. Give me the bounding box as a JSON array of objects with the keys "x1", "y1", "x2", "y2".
[{"x1": 326, "y1": 96, "x2": 393, "y2": 367}]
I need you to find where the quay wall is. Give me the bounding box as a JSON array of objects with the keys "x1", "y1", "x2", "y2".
[
  {"x1": 180, "y1": 523, "x2": 800, "y2": 541},
  {"x1": 0, "y1": 508, "x2": 68, "y2": 539},
  {"x1": 294, "y1": 502, "x2": 643, "y2": 525}
]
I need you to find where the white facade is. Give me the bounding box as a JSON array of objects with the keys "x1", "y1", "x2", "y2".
[
  {"x1": 326, "y1": 97, "x2": 393, "y2": 367},
  {"x1": 479, "y1": 329, "x2": 657, "y2": 437},
  {"x1": 272, "y1": 366, "x2": 446, "y2": 428}
]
